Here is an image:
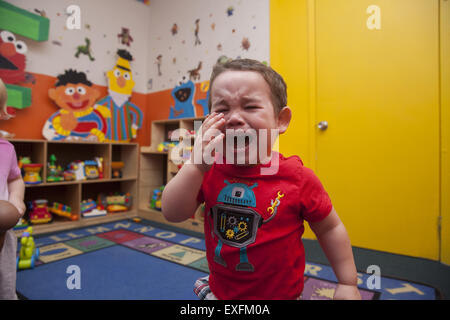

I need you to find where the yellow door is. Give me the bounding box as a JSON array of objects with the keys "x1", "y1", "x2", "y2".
[{"x1": 313, "y1": 0, "x2": 440, "y2": 259}]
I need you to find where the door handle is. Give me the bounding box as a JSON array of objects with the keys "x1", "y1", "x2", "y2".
[{"x1": 317, "y1": 121, "x2": 328, "y2": 131}]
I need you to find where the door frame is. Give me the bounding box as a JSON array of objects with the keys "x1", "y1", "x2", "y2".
[{"x1": 440, "y1": 0, "x2": 450, "y2": 265}]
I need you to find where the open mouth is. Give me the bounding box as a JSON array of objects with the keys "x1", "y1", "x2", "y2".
[
  {"x1": 0, "y1": 54, "x2": 18, "y2": 70},
  {"x1": 174, "y1": 88, "x2": 191, "y2": 102},
  {"x1": 68, "y1": 100, "x2": 89, "y2": 110}
]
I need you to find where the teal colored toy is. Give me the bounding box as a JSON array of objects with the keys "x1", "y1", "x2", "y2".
[{"x1": 17, "y1": 226, "x2": 40, "y2": 270}]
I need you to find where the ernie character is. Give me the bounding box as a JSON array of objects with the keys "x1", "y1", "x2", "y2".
[{"x1": 42, "y1": 69, "x2": 110, "y2": 142}]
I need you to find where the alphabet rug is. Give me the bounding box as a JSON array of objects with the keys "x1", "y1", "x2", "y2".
[{"x1": 15, "y1": 219, "x2": 440, "y2": 300}]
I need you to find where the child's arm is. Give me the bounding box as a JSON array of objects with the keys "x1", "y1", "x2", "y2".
[
  {"x1": 309, "y1": 207, "x2": 361, "y2": 300},
  {"x1": 8, "y1": 176, "x2": 25, "y2": 216},
  {"x1": 161, "y1": 112, "x2": 225, "y2": 222}
]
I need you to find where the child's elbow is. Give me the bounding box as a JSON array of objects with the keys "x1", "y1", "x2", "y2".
[{"x1": 161, "y1": 208, "x2": 179, "y2": 222}]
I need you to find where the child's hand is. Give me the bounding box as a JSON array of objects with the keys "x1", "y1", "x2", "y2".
[
  {"x1": 190, "y1": 112, "x2": 225, "y2": 172},
  {"x1": 333, "y1": 284, "x2": 361, "y2": 300}
]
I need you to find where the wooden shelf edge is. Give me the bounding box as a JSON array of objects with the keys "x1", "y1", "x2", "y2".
[
  {"x1": 14, "y1": 210, "x2": 138, "y2": 237},
  {"x1": 25, "y1": 177, "x2": 138, "y2": 188}
]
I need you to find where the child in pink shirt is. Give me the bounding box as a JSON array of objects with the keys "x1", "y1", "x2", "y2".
[{"x1": 0, "y1": 78, "x2": 26, "y2": 299}]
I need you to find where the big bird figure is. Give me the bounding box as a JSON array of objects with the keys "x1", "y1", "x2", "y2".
[{"x1": 95, "y1": 49, "x2": 143, "y2": 142}]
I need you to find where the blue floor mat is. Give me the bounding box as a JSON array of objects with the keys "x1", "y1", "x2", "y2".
[
  {"x1": 16, "y1": 219, "x2": 440, "y2": 300},
  {"x1": 17, "y1": 245, "x2": 203, "y2": 300}
]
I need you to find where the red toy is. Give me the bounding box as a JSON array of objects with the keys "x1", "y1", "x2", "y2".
[{"x1": 28, "y1": 200, "x2": 52, "y2": 224}]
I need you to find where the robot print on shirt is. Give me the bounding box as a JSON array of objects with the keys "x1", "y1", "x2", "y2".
[{"x1": 210, "y1": 180, "x2": 284, "y2": 272}]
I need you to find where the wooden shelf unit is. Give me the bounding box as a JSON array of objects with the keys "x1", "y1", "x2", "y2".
[
  {"x1": 139, "y1": 117, "x2": 205, "y2": 234},
  {"x1": 9, "y1": 139, "x2": 139, "y2": 235}
]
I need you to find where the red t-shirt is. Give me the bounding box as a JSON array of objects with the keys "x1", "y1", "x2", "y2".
[{"x1": 197, "y1": 152, "x2": 332, "y2": 300}]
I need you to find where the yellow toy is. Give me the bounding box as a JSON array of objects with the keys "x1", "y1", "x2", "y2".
[
  {"x1": 22, "y1": 163, "x2": 43, "y2": 184},
  {"x1": 49, "y1": 202, "x2": 78, "y2": 221},
  {"x1": 17, "y1": 227, "x2": 40, "y2": 270}
]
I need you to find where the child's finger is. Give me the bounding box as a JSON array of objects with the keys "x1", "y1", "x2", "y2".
[
  {"x1": 201, "y1": 113, "x2": 223, "y2": 133},
  {"x1": 203, "y1": 132, "x2": 225, "y2": 159}
]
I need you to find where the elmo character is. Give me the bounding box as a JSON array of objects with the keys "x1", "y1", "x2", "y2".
[{"x1": 0, "y1": 30, "x2": 27, "y2": 84}]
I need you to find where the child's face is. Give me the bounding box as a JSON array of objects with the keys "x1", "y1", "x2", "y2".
[{"x1": 210, "y1": 70, "x2": 285, "y2": 164}]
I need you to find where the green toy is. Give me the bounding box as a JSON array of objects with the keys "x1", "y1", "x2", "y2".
[
  {"x1": 75, "y1": 38, "x2": 95, "y2": 61},
  {"x1": 47, "y1": 154, "x2": 64, "y2": 182},
  {"x1": 17, "y1": 226, "x2": 40, "y2": 270}
]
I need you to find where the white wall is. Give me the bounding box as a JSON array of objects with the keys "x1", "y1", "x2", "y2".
[
  {"x1": 6, "y1": 0, "x2": 151, "y2": 93},
  {"x1": 146, "y1": 0, "x2": 270, "y2": 93},
  {"x1": 5, "y1": 0, "x2": 269, "y2": 94}
]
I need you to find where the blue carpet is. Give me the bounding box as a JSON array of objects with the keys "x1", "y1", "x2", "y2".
[
  {"x1": 16, "y1": 219, "x2": 440, "y2": 300},
  {"x1": 17, "y1": 245, "x2": 203, "y2": 300}
]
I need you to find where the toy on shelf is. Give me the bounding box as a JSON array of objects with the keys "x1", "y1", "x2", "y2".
[
  {"x1": 49, "y1": 202, "x2": 78, "y2": 221},
  {"x1": 84, "y1": 160, "x2": 99, "y2": 179},
  {"x1": 17, "y1": 227, "x2": 40, "y2": 270},
  {"x1": 111, "y1": 161, "x2": 124, "y2": 179},
  {"x1": 80, "y1": 199, "x2": 107, "y2": 218},
  {"x1": 18, "y1": 156, "x2": 31, "y2": 175},
  {"x1": 28, "y1": 199, "x2": 52, "y2": 224},
  {"x1": 157, "y1": 141, "x2": 177, "y2": 153},
  {"x1": 47, "y1": 154, "x2": 64, "y2": 182},
  {"x1": 63, "y1": 170, "x2": 76, "y2": 181},
  {"x1": 96, "y1": 157, "x2": 104, "y2": 179},
  {"x1": 99, "y1": 192, "x2": 132, "y2": 213},
  {"x1": 66, "y1": 161, "x2": 86, "y2": 181},
  {"x1": 23, "y1": 163, "x2": 43, "y2": 185},
  {"x1": 149, "y1": 186, "x2": 164, "y2": 211}
]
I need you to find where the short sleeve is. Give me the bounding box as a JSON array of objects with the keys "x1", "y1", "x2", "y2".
[
  {"x1": 8, "y1": 146, "x2": 21, "y2": 181},
  {"x1": 196, "y1": 186, "x2": 204, "y2": 203},
  {"x1": 299, "y1": 167, "x2": 333, "y2": 223}
]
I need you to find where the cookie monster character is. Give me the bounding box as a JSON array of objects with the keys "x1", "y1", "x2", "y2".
[
  {"x1": 95, "y1": 49, "x2": 143, "y2": 142},
  {"x1": 211, "y1": 180, "x2": 262, "y2": 272},
  {"x1": 42, "y1": 70, "x2": 110, "y2": 142},
  {"x1": 169, "y1": 78, "x2": 196, "y2": 119}
]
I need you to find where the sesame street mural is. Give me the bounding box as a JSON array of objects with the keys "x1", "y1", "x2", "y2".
[
  {"x1": 42, "y1": 69, "x2": 110, "y2": 142},
  {"x1": 95, "y1": 49, "x2": 143, "y2": 142},
  {"x1": 0, "y1": 30, "x2": 28, "y2": 85}
]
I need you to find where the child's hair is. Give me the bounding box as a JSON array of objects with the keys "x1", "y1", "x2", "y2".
[
  {"x1": 0, "y1": 78, "x2": 7, "y2": 115},
  {"x1": 208, "y1": 58, "x2": 287, "y2": 115}
]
